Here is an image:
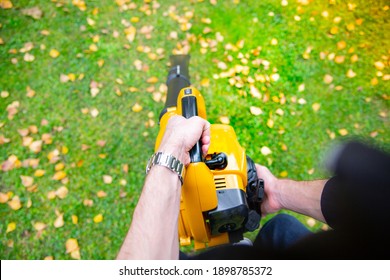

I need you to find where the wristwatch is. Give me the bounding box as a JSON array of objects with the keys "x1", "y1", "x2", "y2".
[{"x1": 145, "y1": 152, "x2": 185, "y2": 185}]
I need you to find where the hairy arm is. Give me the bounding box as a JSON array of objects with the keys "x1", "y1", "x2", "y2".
[
  {"x1": 256, "y1": 164, "x2": 327, "y2": 223},
  {"x1": 116, "y1": 116, "x2": 210, "y2": 260}
]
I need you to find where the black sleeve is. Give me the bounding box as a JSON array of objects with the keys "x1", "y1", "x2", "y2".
[{"x1": 321, "y1": 140, "x2": 390, "y2": 232}]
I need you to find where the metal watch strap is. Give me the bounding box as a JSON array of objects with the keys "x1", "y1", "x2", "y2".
[{"x1": 145, "y1": 152, "x2": 185, "y2": 185}]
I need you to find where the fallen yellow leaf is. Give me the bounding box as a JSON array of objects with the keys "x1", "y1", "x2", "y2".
[
  {"x1": 249, "y1": 106, "x2": 263, "y2": 116},
  {"x1": 97, "y1": 190, "x2": 107, "y2": 198},
  {"x1": 132, "y1": 103, "x2": 142, "y2": 112},
  {"x1": 55, "y1": 162, "x2": 65, "y2": 171},
  {"x1": 146, "y1": 76, "x2": 158, "y2": 83},
  {"x1": 49, "y1": 49, "x2": 60, "y2": 58},
  {"x1": 346, "y1": 69, "x2": 356, "y2": 78},
  {"x1": 0, "y1": 0, "x2": 13, "y2": 9},
  {"x1": 65, "y1": 238, "x2": 79, "y2": 253},
  {"x1": 54, "y1": 214, "x2": 64, "y2": 228},
  {"x1": 219, "y1": 116, "x2": 230, "y2": 124},
  {"x1": 93, "y1": 214, "x2": 103, "y2": 223},
  {"x1": 0, "y1": 192, "x2": 9, "y2": 203},
  {"x1": 33, "y1": 222, "x2": 47, "y2": 231},
  {"x1": 72, "y1": 215, "x2": 78, "y2": 224},
  {"x1": 312, "y1": 103, "x2": 321, "y2": 112},
  {"x1": 260, "y1": 146, "x2": 272, "y2": 156},
  {"x1": 338, "y1": 128, "x2": 348, "y2": 136},
  {"x1": 267, "y1": 119, "x2": 274, "y2": 128},
  {"x1": 6, "y1": 222, "x2": 16, "y2": 233},
  {"x1": 8, "y1": 196, "x2": 22, "y2": 210},
  {"x1": 324, "y1": 74, "x2": 333, "y2": 84},
  {"x1": 374, "y1": 61, "x2": 385, "y2": 70},
  {"x1": 52, "y1": 171, "x2": 66, "y2": 181},
  {"x1": 280, "y1": 171, "x2": 288, "y2": 177}
]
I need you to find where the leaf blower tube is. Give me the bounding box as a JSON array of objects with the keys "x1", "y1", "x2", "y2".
[{"x1": 160, "y1": 55, "x2": 191, "y2": 120}]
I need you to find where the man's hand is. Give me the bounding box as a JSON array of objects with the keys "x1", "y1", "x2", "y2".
[
  {"x1": 255, "y1": 164, "x2": 282, "y2": 215},
  {"x1": 158, "y1": 115, "x2": 211, "y2": 165}
]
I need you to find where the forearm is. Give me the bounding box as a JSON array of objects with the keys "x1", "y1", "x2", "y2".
[
  {"x1": 276, "y1": 179, "x2": 327, "y2": 223},
  {"x1": 116, "y1": 166, "x2": 181, "y2": 260}
]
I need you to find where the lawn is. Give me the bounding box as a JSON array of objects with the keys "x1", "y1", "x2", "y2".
[{"x1": 0, "y1": 0, "x2": 388, "y2": 259}]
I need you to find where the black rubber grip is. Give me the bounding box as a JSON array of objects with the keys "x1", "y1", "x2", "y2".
[{"x1": 182, "y1": 96, "x2": 202, "y2": 163}]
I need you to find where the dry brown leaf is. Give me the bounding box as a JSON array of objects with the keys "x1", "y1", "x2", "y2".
[
  {"x1": 323, "y1": 74, "x2": 333, "y2": 84},
  {"x1": 55, "y1": 186, "x2": 68, "y2": 199},
  {"x1": 216, "y1": 115, "x2": 229, "y2": 125},
  {"x1": 54, "y1": 213, "x2": 64, "y2": 228},
  {"x1": 374, "y1": 61, "x2": 385, "y2": 70},
  {"x1": 0, "y1": 192, "x2": 9, "y2": 203},
  {"x1": 21, "y1": 6, "x2": 43, "y2": 19},
  {"x1": 34, "y1": 222, "x2": 47, "y2": 231},
  {"x1": 65, "y1": 238, "x2": 79, "y2": 253},
  {"x1": 29, "y1": 140, "x2": 43, "y2": 153},
  {"x1": 260, "y1": 146, "x2": 272, "y2": 156},
  {"x1": 103, "y1": 175, "x2": 113, "y2": 184},
  {"x1": 346, "y1": 69, "x2": 356, "y2": 78},
  {"x1": 8, "y1": 196, "x2": 22, "y2": 210},
  {"x1": 250, "y1": 106, "x2": 263, "y2": 116},
  {"x1": 20, "y1": 175, "x2": 34, "y2": 187},
  {"x1": 97, "y1": 190, "x2": 107, "y2": 198}
]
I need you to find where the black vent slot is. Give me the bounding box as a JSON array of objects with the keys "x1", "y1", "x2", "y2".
[{"x1": 214, "y1": 177, "x2": 226, "y2": 189}]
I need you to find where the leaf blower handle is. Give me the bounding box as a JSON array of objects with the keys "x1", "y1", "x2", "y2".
[{"x1": 182, "y1": 89, "x2": 203, "y2": 163}]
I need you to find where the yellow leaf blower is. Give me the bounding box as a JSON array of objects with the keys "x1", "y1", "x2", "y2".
[{"x1": 155, "y1": 55, "x2": 264, "y2": 250}]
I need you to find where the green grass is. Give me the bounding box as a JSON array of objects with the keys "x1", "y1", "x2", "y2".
[{"x1": 0, "y1": 0, "x2": 389, "y2": 259}]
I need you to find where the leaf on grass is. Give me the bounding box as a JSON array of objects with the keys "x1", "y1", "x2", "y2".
[
  {"x1": 97, "y1": 190, "x2": 107, "y2": 198},
  {"x1": 21, "y1": 6, "x2": 43, "y2": 20},
  {"x1": 93, "y1": 214, "x2": 103, "y2": 223},
  {"x1": 33, "y1": 222, "x2": 47, "y2": 231},
  {"x1": 103, "y1": 175, "x2": 113, "y2": 184},
  {"x1": 8, "y1": 196, "x2": 22, "y2": 210},
  {"x1": 374, "y1": 61, "x2": 385, "y2": 70},
  {"x1": 90, "y1": 108, "x2": 99, "y2": 118},
  {"x1": 250, "y1": 106, "x2": 263, "y2": 116},
  {"x1": 29, "y1": 140, "x2": 43, "y2": 153},
  {"x1": 323, "y1": 74, "x2": 333, "y2": 84},
  {"x1": 0, "y1": 192, "x2": 9, "y2": 203},
  {"x1": 66, "y1": 238, "x2": 80, "y2": 259},
  {"x1": 0, "y1": 0, "x2": 13, "y2": 9},
  {"x1": 52, "y1": 171, "x2": 66, "y2": 181},
  {"x1": 338, "y1": 128, "x2": 348, "y2": 136},
  {"x1": 6, "y1": 222, "x2": 16, "y2": 233},
  {"x1": 260, "y1": 146, "x2": 272, "y2": 156},
  {"x1": 219, "y1": 116, "x2": 230, "y2": 124},
  {"x1": 55, "y1": 186, "x2": 68, "y2": 199},
  {"x1": 279, "y1": 171, "x2": 288, "y2": 177},
  {"x1": 54, "y1": 213, "x2": 64, "y2": 228},
  {"x1": 72, "y1": 215, "x2": 78, "y2": 224},
  {"x1": 20, "y1": 175, "x2": 34, "y2": 187},
  {"x1": 49, "y1": 49, "x2": 60, "y2": 58},
  {"x1": 346, "y1": 69, "x2": 356, "y2": 78},
  {"x1": 266, "y1": 119, "x2": 274, "y2": 128},
  {"x1": 132, "y1": 103, "x2": 142, "y2": 112},
  {"x1": 312, "y1": 103, "x2": 321, "y2": 112},
  {"x1": 24, "y1": 53, "x2": 35, "y2": 62}
]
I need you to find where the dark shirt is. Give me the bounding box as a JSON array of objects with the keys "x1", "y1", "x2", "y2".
[{"x1": 188, "y1": 140, "x2": 390, "y2": 260}]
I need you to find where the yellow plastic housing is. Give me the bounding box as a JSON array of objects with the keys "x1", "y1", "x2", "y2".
[{"x1": 155, "y1": 87, "x2": 248, "y2": 249}]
